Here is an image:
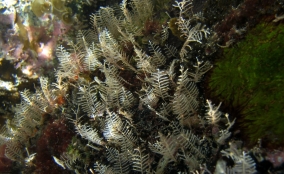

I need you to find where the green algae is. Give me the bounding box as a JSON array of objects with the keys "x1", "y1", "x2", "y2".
[{"x1": 208, "y1": 22, "x2": 284, "y2": 145}]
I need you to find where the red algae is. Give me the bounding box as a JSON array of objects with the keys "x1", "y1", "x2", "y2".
[
  {"x1": 0, "y1": 144, "x2": 13, "y2": 173},
  {"x1": 34, "y1": 118, "x2": 74, "y2": 174}
]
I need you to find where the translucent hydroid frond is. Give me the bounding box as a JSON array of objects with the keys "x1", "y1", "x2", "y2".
[
  {"x1": 205, "y1": 99, "x2": 222, "y2": 125},
  {"x1": 148, "y1": 41, "x2": 166, "y2": 67},
  {"x1": 148, "y1": 69, "x2": 170, "y2": 100},
  {"x1": 173, "y1": 68, "x2": 199, "y2": 120},
  {"x1": 131, "y1": 147, "x2": 151, "y2": 174},
  {"x1": 188, "y1": 60, "x2": 212, "y2": 82},
  {"x1": 106, "y1": 147, "x2": 130, "y2": 174},
  {"x1": 77, "y1": 82, "x2": 104, "y2": 118},
  {"x1": 148, "y1": 132, "x2": 178, "y2": 162},
  {"x1": 5, "y1": 140, "x2": 23, "y2": 161}
]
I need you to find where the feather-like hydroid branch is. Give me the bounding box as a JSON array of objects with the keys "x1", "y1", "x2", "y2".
[
  {"x1": 148, "y1": 41, "x2": 166, "y2": 68},
  {"x1": 148, "y1": 69, "x2": 170, "y2": 100},
  {"x1": 106, "y1": 147, "x2": 130, "y2": 173},
  {"x1": 77, "y1": 82, "x2": 104, "y2": 118},
  {"x1": 74, "y1": 120, "x2": 104, "y2": 146},
  {"x1": 5, "y1": 140, "x2": 24, "y2": 162},
  {"x1": 149, "y1": 132, "x2": 179, "y2": 173},
  {"x1": 173, "y1": 67, "x2": 199, "y2": 120},
  {"x1": 205, "y1": 99, "x2": 222, "y2": 125},
  {"x1": 149, "y1": 132, "x2": 179, "y2": 162},
  {"x1": 188, "y1": 60, "x2": 212, "y2": 82},
  {"x1": 131, "y1": 147, "x2": 151, "y2": 174}
]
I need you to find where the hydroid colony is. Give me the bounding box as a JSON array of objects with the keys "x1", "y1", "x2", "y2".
[{"x1": 0, "y1": 0, "x2": 258, "y2": 173}]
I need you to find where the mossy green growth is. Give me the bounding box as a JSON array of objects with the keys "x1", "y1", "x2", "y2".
[{"x1": 208, "y1": 23, "x2": 284, "y2": 145}]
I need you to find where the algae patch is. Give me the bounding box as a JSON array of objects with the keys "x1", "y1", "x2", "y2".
[{"x1": 208, "y1": 23, "x2": 284, "y2": 145}]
